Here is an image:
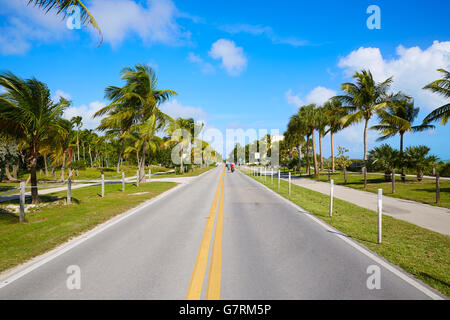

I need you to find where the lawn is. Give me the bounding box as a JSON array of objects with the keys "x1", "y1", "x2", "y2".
[
  {"x1": 309, "y1": 171, "x2": 449, "y2": 209},
  {"x1": 243, "y1": 169, "x2": 450, "y2": 297},
  {"x1": 0, "y1": 181, "x2": 176, "y2": 273}
]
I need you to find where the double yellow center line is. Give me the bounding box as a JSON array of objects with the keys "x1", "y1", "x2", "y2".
[{"x1": 186, "y1": 167, "x2": 225, "y2": 300}]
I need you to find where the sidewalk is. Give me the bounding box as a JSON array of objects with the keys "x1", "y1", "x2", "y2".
[{"x1": 287, "y1": 176, "x2": 450, "y2": 236}]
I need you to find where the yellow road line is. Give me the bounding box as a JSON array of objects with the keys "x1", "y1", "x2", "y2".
[
  {"x1": 186, "y1": 168, "x2": 225, "y2": 300},
  {"x1": 206, "y1": 168, "x2": 225, "y2": 300}
]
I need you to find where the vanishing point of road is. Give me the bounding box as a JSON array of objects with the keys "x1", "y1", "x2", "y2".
[{"x1": 0, "y1": 166, "x2": 443, "y2": 299}]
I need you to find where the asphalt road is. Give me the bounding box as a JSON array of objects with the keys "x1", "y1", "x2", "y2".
[{"x1": 0, "y1": 166, "x2": 443, "y2": 299}]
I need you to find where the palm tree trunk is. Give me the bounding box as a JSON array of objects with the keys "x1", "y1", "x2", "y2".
[
  {"x1": 297, "y1": 145, "x2": 302, "y2": 174},
  {"x1": 306, "y1": 135, "x2": 310, "y2": 175},
  {"x1": 89, "y1": 146, "x2": 93, "y2": 167},
  {"x1": 311, "y1": 129, "x2": 319, "y2": 177},
  {"x1": 330, "y1": 131, "x2": 335, "y2": 173},
  {"x1": 117, "y1": 139, "x2": 125, "y2": 173},
  {"x1": 139, "y1": 141, "x2": 147, "y2": 183},
  {"x1": 400, "y1": 132, "x2": 405, "y2": 182},
  {"x1": 363, "y1": 118, "x2": 369, "y2": 163},
  {"x1": 12, "y1": 158, "x2": 19, "y2": 179},
  {"x1": 180, "y1": 146, "x2": 184, "y2": 174},
  {"x1": 60, "y1": 153, "x2": 66, "y2": 182},
  {"x1": 30, "y1": 153, "x2": 39, "y2": 204},
  {"x1": 77, "y1": 130, "x2": 80, "y2": 161},
  {"x1": 5, "y1": 166, "x2": 14, "y2": 181},
  {"x1": 319, "y1": 133, "x2": 324, "y2": 170}
]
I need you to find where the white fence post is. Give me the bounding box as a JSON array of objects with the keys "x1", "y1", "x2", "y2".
[
  {"x1": 378, "y1": 189, "x2": 382, "y2": 244},
  {"x1": 19, "y1": 182, "x2": 25, "y2": 222},
  {"x1": 288, "y1": 172, "x2": 291, "y2": 196},
  {"x1": 122, "y1": 171, "x2": 125, "y2": 192},
  {"x1": 329, "y1": 179, "x2": 334, "y2": 217},
  {"x1": 148, "y1": 168, "x2": 152, "y2": 182},
  {"x1": 67, "y1": 178, "x2": 72, "y2": 205},
  {"x1": 101, "y1": 173, "x2": 105, "y2": 197},
  {"x1": 271, "y1": 169, "x2": 273, "y2": 184},
  {"x1": 264, "y1": 167, "x2": 267, "y2": 182}
]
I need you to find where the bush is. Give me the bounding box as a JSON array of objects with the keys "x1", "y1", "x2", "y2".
[{"x1": 69, "y1": 160, "x2": 88, "y2": 171}]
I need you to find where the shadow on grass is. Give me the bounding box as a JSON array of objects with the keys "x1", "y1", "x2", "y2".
[
  {"x1": 418, "y1": 272, "x2": 449, "y2": 292},
  {"x1": 0, "y1": 209, "x2": 19, "y2": 224}
]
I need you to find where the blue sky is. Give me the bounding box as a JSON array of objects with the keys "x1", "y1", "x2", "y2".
[{"x1": 0, "y1": 0, "x2": 449, "y2": 159}]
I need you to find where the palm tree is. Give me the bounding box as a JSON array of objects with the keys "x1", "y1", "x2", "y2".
[
  {"x1": 367, "y1": 144, "x2": 400, "y2": 181},
  {"x1": 284, "y1": 113, "x2": 306, "y2": 173},
  {"x1": 404, "y1": 146, "x2": 438, "y2": 181},
  {"x1": 27, "y1": 0, "x2": 102, "y2": 44},
  {"x1": 70, "y1": 116, "x2": 82, "y2": 161},
  {"x1": 335, "y1": 69, "x2": 393, "y2": 165},
  {"x1": 168, "y1": 118, "x2": 195, "y2": 174},
  {"x1": 423, "y1": 69, "x2": 450, "y2": 125},
  {"x1": 316, "y1": 105, "x2": 327, "y2": 170},
  {"x1": 298, "y1": 104, "x2": 320, "y2": 177},
  {"x1": 371, "y1": 93, "x2": 434, "y2": 181},
  {"x1": 104, "y1": 64, "x2": 176, "y2": 182},
  {"x1": 323, "y1": 99, "x2": 348, "y2": 172},
  {"x1": 0, "y1": 72, "x2": 69, "y2": 203}
]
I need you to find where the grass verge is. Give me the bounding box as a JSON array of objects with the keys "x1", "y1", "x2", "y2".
[
  {"x1": 310, "y1": 172, "x2": 449, "y2": 209},
  {"x1": 243, "y1": 170, "x2": 450, "y2": 297},
  {"x1": 0, "y1": 181, "x2": 176, "y2": 273}
]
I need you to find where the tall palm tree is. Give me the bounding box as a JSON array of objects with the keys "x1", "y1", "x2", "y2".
[
  {"x1": 168, "y1": 118, "x2": 195, "y2": 174},
  {"x1": 284, "y1": 113, "x2": 306, "y2": 173},
  {"x1": 70, "y1": 116, "x2": 82, "y2": 161},
  {"x1": 316, "y1": 105, "x2": 327, "y2": 170},
  {"x1": 27, "y1": 0, "x2": 102, "y2": 44},
  {"x1": 323, "y1": 99, "x2": 348, "y2": 172},
  {"x1": 298, "y1": 104, "x2": 320, "y2": 177},
  {"x1": 423, "y1": 69, "x2": 450, "y2": 125},
  {"x1": 335, "y1": 69, "x2": 393, "y2": 165},
  {"x1": 371, "y1": 93, "x2": 434, "y2": 181},
  {"x1": 0, "y1": 72, "x2": 69, "y2": 203},
  {"x1": 104, "y1": 64, "x2": 176, "y2": 182}
]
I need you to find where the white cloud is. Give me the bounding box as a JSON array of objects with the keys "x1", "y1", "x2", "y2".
[
  {"x1": 88, "y1": 0, "x2": 190, "y2": 48},
  {"x1": 187, "y1": 52, "x2": 215, "y2": 75},
  {"x1": 220, "y1": 24, "x2": 307, "y2": 47},
  {"x1": 209, "y1": 39, "x2": 247, "y2": 76},
  {"x1": 0, "y1": 0, "x2": 70, "y2": 55},
  {"x1": 160, "y1": 99, "x2": 208, "y2": 120},
  {"x1": 285, "y1": 86, "x2": 336, "y2": 108},
  {"x1": 52, "y1": 90, "x2": 71, "y2": 102},
  {"x1": 63, "y1": 101, "x2": 106, "y2": 129},
  {"x1": 338, "y1": 41, "x2": 450, "y2": 110}
]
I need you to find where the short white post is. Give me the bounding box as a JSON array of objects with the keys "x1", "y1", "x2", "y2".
[
  {"x1": 271, "y1": 169, "x2": 273, "y2": 184},
  {"x1": 288, "y1": 172, "x2": 291, "y2": 196},
  {"x1": 329, "y1": 179, "x2": 334, "y2": 217},
  {"x1": 19, "y1": 182, "x2": 25, "y2": 222},
  {"x1": 378, "y1": 189, "x2": 382, "y2": 244},
  {"x1": 122, "y1": 171, "x2": 125, "y2": 192},
  {"x1": 101, "y1": 173, "x2": 105, "y2": 197},
  {"x1": 264, "y1": 167, "x2": 267, "y2": 182},
  {"x1": 278, "y1": 170, "x2": 280, "y2": 189},
  {"x1": 67, "y1": 178, "x2": 72, "y2": 205},
  {"x1": 148, "y1": 168, "x2": 152, "y2": 182},
  {"x1": 136, "y1": 170, "x2": 140, "y2": 187}
]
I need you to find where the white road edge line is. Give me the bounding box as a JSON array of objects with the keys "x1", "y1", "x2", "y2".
[
  {"x1": 238, "y1": 169, "x2": 445, "y2": 300},
  {"x1": 0, "y1": 167, "x2": 219, "y2": 290}
]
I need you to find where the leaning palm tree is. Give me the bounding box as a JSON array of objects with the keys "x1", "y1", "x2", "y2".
[
  {"x1": 371, "y1": 93, "x2": 434, "y2": 181},
  {"x1": 335, "y1": 69, "x2": 393, "y2": 165},
  {"x1": 105, "y1": 64, "x2": 176, "y2": 182},
  {"x1": 27, "y1": 0, "x2": 102, "y2": 44},
  {"x1": 423, "y1": 69, "x2": 450, "y2": 125},
  {"x1": 298, "y1": 104, "x2": 320, "y2": 177},
  {"x1": 323, "y1": 99, "x2": 348, "y2": 172},
  {"x1": 0, "y1": 72, "x2": 70, "y2": 203}
]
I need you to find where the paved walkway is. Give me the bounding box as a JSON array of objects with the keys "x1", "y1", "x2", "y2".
[{"x1": 286, "y1": 176, "x2": 450, "y2": 236}]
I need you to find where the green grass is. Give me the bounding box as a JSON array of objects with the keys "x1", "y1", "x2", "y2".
[
  {"x1": 244, "y1": 170, "x2": 450, "y2": 297},
  {"x1": 0, "y1": 181, "x2": 176, "y2": 273},
  {"x1": 153, "y1": 165, "x2": 215, "y2": 178},
  {"x1": 309, "y1": 171, "x2": 449, "y2": 209}
]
